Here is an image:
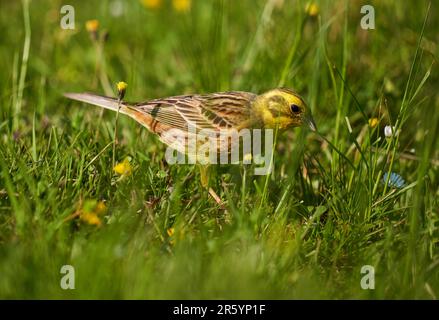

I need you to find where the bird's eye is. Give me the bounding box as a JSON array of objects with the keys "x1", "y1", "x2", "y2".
[{"x1": 290, "y1": 104, "x2": 300, "y2": 113}]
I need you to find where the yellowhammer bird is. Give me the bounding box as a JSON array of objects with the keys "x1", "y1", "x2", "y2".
[
  {"x1": 65, "y1": 88, "x2": 316, "y2": 138},
  {"x1": 65, "y1": 88, "x2": 316, "y2": 205}
]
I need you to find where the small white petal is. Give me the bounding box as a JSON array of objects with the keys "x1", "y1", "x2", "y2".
[
  {"x1": 384, "y1": 125, "x2": 394, "y2": 138},
  {"x1": 110, "y1": 0, "x2": 124, "y2": 17}
]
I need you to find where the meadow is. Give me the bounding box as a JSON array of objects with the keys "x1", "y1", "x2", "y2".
[{"x1": 0, "y1": 0, "x2": 438, "y2": 299}]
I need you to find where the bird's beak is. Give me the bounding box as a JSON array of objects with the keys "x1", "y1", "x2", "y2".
[{"x1": 304, "y1": 113, "x2": 317, "y2": 132}]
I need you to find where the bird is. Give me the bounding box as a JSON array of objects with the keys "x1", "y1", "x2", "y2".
[
  {"x1": 64, "y1": 88, "x2": 316, "y2": 205},
  {"x1": 65, "y1": 88, "x2": 316, "y2": 142}
]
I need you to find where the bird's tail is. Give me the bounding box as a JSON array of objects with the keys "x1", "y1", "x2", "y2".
[{"x1": 64, "y1": 92, "x2": 130, "y2": 115}]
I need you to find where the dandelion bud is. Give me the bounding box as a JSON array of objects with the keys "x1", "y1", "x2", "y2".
[
  {"x1": 368, "y1": 118, "x2": 379, "y2": 128},
  {"x1": 141, "y1": 0, "x2": 162, "y2": 9},
  {"x1": 172, "y1": 0, "x2": 191, "y2": 12},
  {"x1": 85, "y1": 19, "x2": 99, "y2": 41},
  {"x1": 305, "y1": 2, "x2": 319, "y2": 17},
  {"x1": 116, "y1": 81, "x2": 128, "y2": 100}
]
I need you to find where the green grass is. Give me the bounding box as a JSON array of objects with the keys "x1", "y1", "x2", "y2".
[{"x1": 0, "y1": 0, "x2": 438, "y2": 299}]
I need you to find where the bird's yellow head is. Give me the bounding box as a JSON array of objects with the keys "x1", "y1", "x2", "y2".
[{"x1": 254, "y1": 88, "x2": 316, "y2": 131}]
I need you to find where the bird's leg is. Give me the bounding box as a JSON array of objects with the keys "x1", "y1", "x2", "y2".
[
  {"x1": 199, "y1": 164, "x2": 225, "y2": 209},
  {"x1": 199, "y1": 164, "x2": 210, "y2": 188}
]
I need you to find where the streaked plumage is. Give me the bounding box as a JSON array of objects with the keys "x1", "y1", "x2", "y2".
[{"x1": 64, "y1": 88, "x2": 316, "y2": 155}]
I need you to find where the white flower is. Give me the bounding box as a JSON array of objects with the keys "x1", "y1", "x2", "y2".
[
  {"x1": 384, "y1": 125, "x2": 395, "y2": 138},
  {"x1": 110, "y1": 0, "x2": 124, "y2": 17}
]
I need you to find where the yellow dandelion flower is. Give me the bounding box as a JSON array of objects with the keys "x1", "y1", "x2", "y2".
[
  {"x1": 116, "y1": 81, "x2": 127, "y2": 93},
  {"x1": 116, "y1": 81, "x2": 128, "y2": 100},
  {"x1": 113, "y1": 157, "x2": 133, "y2": 176},
  {"x1": 368, "y1": 118, "x2": 379, "y2": 128},
  {"x1": 85, "y1": 19, "x2": 99, "y2": 33},
  {"x1": 305, "y1": 2, "x2": 319, "y2": 17},
  {"x1": 167, "y1": 227, "x2": 175, "y2": 237},
  {"x1": 77, "y1": 199, "x2": 107, "y2": 226},
  {"x1": 95, "y1": 201, "x2": 107, "y2": 215},
  {"x1": 81, "y1": 212, "x2": 102, "y2": 226},
  {"x1": 172, "y1": 0, "x2": 191, "y2": 12},
  {"x1": 140, "y1": 0, "x2": 162, "y2": 9}
]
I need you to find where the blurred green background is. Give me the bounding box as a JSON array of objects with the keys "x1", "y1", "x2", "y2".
[{"x1": 0, "y1": 0, "x2": 438, "y2": 299}]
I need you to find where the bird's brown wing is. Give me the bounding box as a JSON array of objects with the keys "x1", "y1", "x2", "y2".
[
  {"x1": 129, "y1": 92, "x2": 256, "y2": 155},
  {"x1": 196, "y1": 91, "x2": 255, "y2": 129},
  {"x1": 132, "y1": 91, "x2": 256, "y2": 133},
  {"x1": 133, "y1": 96, "x2": 192, "y2": 132}
]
